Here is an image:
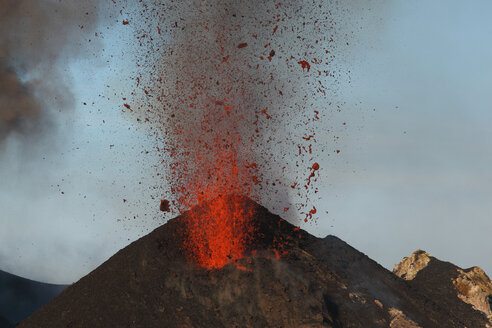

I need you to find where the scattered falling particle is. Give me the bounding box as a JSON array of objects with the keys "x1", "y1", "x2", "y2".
[
  {"x1": 298, "y1": 60, "x2": 311, "y2": 72},
  {"x1": 160, "y1": 199, "x2": 170, "y2": 212},
  {"x1": 120, "y1": 0, "x2": 352, "y2": 268}
]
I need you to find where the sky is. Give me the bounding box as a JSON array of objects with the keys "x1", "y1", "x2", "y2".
[{"x1": 1, "y1": 0, "x2": 491, "y2": 284}]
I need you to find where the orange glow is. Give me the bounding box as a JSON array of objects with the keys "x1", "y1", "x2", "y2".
[
  {"x1": 160, "y1": 21, "x2": 261, "y2": 269},
  {"x1": 183, "y1": 195, "x2": 256, "y2": 269},
  {"x1": 177, "y1": 146, "x2": 257, "y2": 269}
]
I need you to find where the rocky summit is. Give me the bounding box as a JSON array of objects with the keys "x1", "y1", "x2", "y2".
[
  {"x1": 18, "y1": 197, "x2": 492, "y2": 327},
  {"x1": 394, "y1": 249, "x2": 492, "y2": 327}
]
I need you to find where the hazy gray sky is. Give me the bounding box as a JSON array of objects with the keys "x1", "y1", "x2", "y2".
[
  {"x1": 320, "y1": 0, "x2": 492, "y2": 275},
  {"x1": 1, "y1": 0, "x2": 491, "y2": 284}
]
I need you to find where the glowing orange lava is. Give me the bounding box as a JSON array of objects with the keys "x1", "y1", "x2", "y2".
[
  {"x1": 183, "y1": 195, "x2": 257, "y2": 269},
  {"x1": 158, "y1": 18, "x2": 261, "y2": 269},
  {"x1": 178, "y1": 147, "x2": 257, "y2": 269}
]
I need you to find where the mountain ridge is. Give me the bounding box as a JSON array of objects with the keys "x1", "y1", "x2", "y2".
[{"x1": 0, "y1": 269, "x2": 67, "y2": 325}]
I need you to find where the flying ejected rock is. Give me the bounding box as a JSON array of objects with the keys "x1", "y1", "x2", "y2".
[{"x1": 160, "y1": 199, "x2": 170, "y2": 212}]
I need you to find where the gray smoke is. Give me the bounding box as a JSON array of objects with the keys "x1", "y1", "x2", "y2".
[{"x1": 0, "y1": 0, "x2": 100, "y2": 141}]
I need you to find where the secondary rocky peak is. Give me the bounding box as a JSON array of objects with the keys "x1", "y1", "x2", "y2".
[
  {"x1": 393, "y1": 249, "x2": 492, "y2": 327},
  {"x1": 393, "y1": 249, "x2": 431, "y2": 280},
  {"x1": 453, "y1": 266, "x2": 492, "y2": 326}
]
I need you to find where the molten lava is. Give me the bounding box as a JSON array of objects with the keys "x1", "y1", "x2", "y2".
[
  {"x1": 158, "y1": 14, "x2": 262, "y2": 269},
  {"x1": 182, "y1": 195, "x2": 257, "y2": 269},
  {"x1": 176, "y1": 147, "x2": 257, "y2": 269}
]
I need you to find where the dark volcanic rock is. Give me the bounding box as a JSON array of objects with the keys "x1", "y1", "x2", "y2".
[
  {"x1": 18, "y1": 197, "x2": 491, "y2": 327},
  {"x1": 0, "y1": 269, "x2": 67, "y2": 325}
]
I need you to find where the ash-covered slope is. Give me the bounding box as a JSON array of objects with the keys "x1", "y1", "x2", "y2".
[
  {"x1": 19, "y1": 197, "x2": 491, "y2": 327},
  {"x1": 0, "y1": 269, "x2": 66, "y2": 326}
]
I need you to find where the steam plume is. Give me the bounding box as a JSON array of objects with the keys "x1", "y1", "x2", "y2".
[{"x1": 0, "y1": 0, "x2": 99, "y2": 141}]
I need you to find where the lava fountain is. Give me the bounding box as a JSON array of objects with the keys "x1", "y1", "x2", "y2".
[
  {"x1": 127, "y1": 0, "x2": 343, "y2": 269},
  {"x1": 163, "y1": 8, "x2": 261, "y2": 268}
]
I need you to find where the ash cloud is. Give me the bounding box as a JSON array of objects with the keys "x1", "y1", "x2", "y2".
[{"x1": 0, "y1": 0, "x2": 99, "y2": 142}]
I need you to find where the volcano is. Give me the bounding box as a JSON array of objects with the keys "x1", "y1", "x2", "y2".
[{"x1": 18, "y1": 197, "x2": 492, "y2": 327}]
